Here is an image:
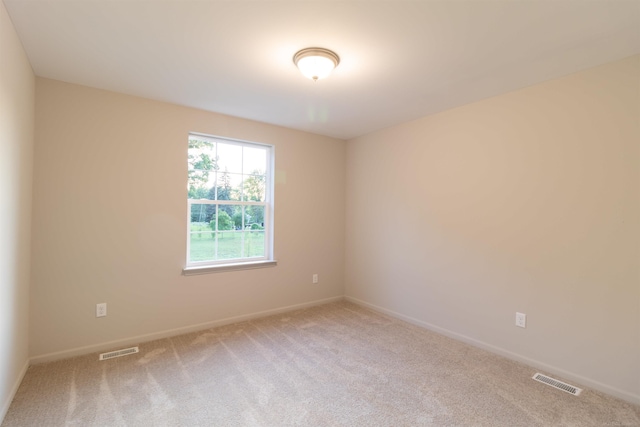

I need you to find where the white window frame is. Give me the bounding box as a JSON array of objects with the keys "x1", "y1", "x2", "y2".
[{"x1": 183, "y1": 133, "x2": 276, "y2": 275}]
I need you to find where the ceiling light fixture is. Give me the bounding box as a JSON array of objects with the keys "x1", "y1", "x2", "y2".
[{"x1": 293, "y1": 47, "x2": 340, "y2": 82}]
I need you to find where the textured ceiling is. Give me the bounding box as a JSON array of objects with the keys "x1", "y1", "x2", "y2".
[{"x1": 4, "y1": 0, "x2": 640, "y2": 139}]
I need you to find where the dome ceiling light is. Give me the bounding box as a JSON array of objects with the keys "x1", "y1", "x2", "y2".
[{"x1": 293, "y1": 47, "x2": 340, "y2": 82}]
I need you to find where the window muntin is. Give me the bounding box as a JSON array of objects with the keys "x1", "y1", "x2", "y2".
[{"x1": 186, "y1": 134, "x2": 272, "y2": 268}]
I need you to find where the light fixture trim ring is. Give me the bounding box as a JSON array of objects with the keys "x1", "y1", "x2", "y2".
[{"x1": 293, "y1": 47, "x2": 341, "y2": 68}]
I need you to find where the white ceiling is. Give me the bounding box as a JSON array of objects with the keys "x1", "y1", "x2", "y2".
[{"x1": 4, "y1": 0, "x2": 640, "y2": 140}]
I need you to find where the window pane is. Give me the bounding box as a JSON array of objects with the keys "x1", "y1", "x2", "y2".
[
  {"x1": 190, "y1": 203, "x2": 216, "y2": 262},
  {"x1": 244, "y1": 205, "x2": 265, "y2": 229},
  {"x1": 188, "y1": 138, "x2": 218, "y2": 200},
  {"x1": 243, "y1": 146, "x2": 266, "y2": 175},
  {"x1": 190, "y1": 203, "x2": 216, "y2": 225},
  {"x1": 212, "y1": 204, "x2": 234, "y2": 231},
  {"x1": 216, "y1": 171, "x2": 242, "y2": 201},
  {"x1": 243, "y1": 174, "x2": 266, "y2": 202},
  {"x1": 217, "y1": 143, "x2": 242, "y2": 174},
  {"x1": 245, "y1": 231, "x2": 265, "y2": 258},
  {"x1": 189, "y1": 232, "x2": 216, "y2": 262},
  {"x1": 217, "y1": 231, "x2": 243, "y2": 260},
  {"x1": 229, "y1": 205, "x2": 245, "y2": 230}
]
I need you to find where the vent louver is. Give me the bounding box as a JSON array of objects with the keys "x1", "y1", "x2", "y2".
[
  {"x1": 99, "y1": 346, "x2": 139, "y2": 361},
  {"x1": 532, "y1": 373, "x2": 582, "y2": 396}
]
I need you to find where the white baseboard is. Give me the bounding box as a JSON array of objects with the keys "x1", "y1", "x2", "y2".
[
  {"x1": 31, "y1": 296, "x2": 344, "y2": 365},
  {"x1": 345, "y1": 295, "x2": 640, "y2": 406},
  {"x1": 0, "y1": 359, "x2": 29, "y2": 424}
]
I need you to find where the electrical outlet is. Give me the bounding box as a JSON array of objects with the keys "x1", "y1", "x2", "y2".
[
  {"x1": 96, "y1": 303, "x2": 107, "y2": 318},
  {"x1": 312, "y1": 274, "x2": 318, "y2": 284},
  {"x1": 515, "y1": 312, "x2": 526, "y2": 328}
]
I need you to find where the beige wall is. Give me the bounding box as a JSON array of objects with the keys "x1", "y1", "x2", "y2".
[
  {"x1": 0, "y1": 1, "x2": 34, "y2": 420},
  {"x1": 345, "y1": 56, "x2": 640, "y2": 403},
  {"x1": 31, "y1": 78, "x2": 345, "y2": 358}
]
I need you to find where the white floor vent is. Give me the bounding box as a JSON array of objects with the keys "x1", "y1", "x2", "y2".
[
  {"x1": 99, "y1": 346, "x2": 139, "y2": 361},
  {"x1": 533, "y1": 373, "x2": 582, "y2": 396}
]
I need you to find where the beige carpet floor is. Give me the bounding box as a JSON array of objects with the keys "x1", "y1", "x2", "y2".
[{"x1": 3, "y1": 301, "x2": 639, "y2": 426}]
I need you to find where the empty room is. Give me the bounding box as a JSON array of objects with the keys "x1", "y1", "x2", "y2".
[{"x1": 1, "y1": 0, "x2": 639, "y2": 425}]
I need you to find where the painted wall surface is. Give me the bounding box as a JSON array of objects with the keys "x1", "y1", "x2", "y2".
[
  {"x1": 31, "y1": 78, "x2": 345, "y2": 357},
  {"x1": 345, "y1": 56, "x2": 640, "y2": 402},
  {"x1": 0, "y1": 1, "x2": 34, "y2": 420}
]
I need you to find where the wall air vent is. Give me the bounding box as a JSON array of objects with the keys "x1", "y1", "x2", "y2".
[
  {"x1": 532, "y1": 373, "x2": 582, "y2": 396},
  {"x1": 99, "y1": 346, "x2": 139, "y2": 361}
]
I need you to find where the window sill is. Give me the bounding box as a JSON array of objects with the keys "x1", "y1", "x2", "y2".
[{"x1": 182, "y1": 260, "x2": 277, "y2": 276}]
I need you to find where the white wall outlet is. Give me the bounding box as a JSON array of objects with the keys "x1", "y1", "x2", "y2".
[
  {"x1": 312, "y1": 274, "x2": 318, "y2": 284},
  {"x1": 96, "y1": 303, "x2": 107, "y2": 318},
  {"x1": 515, "y1": 312, "x2": 526, "y2": 328}
]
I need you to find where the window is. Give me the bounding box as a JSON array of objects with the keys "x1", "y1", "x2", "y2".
[{"x1": 185, "y1": 133, "x2": 274, "y2": 271}]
